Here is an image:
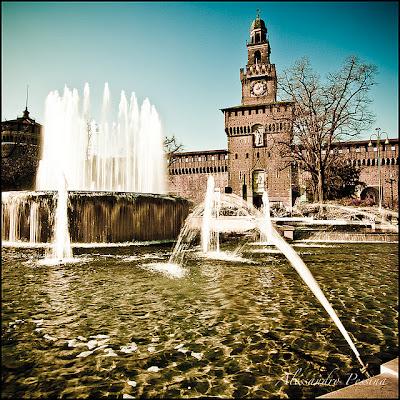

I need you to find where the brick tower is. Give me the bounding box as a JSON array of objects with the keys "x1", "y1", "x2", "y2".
[{"x1": 221, "y1": 12, "x2": 293, "y2": 208}]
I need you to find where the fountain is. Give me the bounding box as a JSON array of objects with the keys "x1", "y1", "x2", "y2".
[
  {"x1": 167, "y1": 176, "x2": 371, "y2": 377},
  {"x1": 272, "y1": 202, "x2": 399, "y2": 243},
  {"x1": 1, "y1": 84, "x2": 190, "y2": 255},
  {"x1": 52, "y1": 174, "x2": 72, "y2": 260},
  {"x1": 258, "y1": 193, "x2": 370, "y2": 376}
]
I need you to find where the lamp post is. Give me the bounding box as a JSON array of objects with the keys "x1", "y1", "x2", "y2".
[
  {"x1": 386, "y1": 173, "x2": 395, "y2": 209},
  {"x1": 368, "y1": 128, "x2": 389, "y2": 210}
]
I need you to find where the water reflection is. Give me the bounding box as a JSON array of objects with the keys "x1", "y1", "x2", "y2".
[{"x1": 1, "y1": 243, "x2": 398, "y2": 399}]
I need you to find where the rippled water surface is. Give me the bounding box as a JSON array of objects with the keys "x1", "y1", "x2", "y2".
[{"x1": 1, "y1": 242, "x2": 398, "y2": 398}]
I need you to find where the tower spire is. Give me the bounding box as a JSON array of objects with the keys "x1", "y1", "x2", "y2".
[
  {"x1": 23, "y1": 85, "x2": 30, "y2": 118},
  {"x1": 25, "y1": 85, "x2": 29, "y2": 110}
]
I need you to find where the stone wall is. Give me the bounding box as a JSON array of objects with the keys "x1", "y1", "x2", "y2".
[
  {"x1": 168, "y1": 150, "x2": 229, "y2": 204},
  {"x1": 167, "y1": 139, "x2": 399, "y2": 208}
]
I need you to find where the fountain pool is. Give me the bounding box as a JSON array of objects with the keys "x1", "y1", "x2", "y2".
[{"x1": 2, "y1": 242, "x2": 397, "y2": 398}]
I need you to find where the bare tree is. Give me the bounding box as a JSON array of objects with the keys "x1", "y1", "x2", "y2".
[
  {"x1": 277, "y1": 56, "x2": 377, "y2": 202},
  {"x1": 164, "y1": 135, "x2": 183, "y2": 167}
]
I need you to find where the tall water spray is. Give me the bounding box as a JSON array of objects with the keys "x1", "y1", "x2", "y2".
[
  {"x1": 52, "y1": 175, "x2": 73, "y2": 260},
  {"x1": 261, "y1": 191, "x2": 273, "y2": 243},
  {"x1": 36, "y1": 83, "x2": 166, "y2": 193},
  {"x1": 201, "y1": 176, "x2": 221, "y2": 254},
  {"x1": 201, "y1": 176, "x2": 215, "y2": 253}
]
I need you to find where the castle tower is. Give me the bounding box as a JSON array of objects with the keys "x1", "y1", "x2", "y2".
[
  {"x1": 240, "y1": 12, "x2": 277, "y2": 105},
  {"x1": 221, "y1": 13, "x2": 293, "y2": 208}
]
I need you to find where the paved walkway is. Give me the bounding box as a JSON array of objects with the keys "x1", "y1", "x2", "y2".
[{"x1": 318, "y1": 358, "x2": 398, "y2": 399}]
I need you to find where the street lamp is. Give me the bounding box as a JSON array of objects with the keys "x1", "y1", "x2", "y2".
[
  {"x1": 368, "y1": 128, "x2": 389, "y2": 210},
  {"x1": 386, "y1": 173, "x2": 395, "y2": 209}
]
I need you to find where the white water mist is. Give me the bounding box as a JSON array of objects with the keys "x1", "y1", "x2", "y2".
[{"x1": 36, "y1": 83, "x2": 166, "y2": 194}]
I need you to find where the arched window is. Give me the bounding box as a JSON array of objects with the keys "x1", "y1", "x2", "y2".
[
  {"x1": 235, "y1": 154, "x2": 238, "y2": 159},
  {"x1": 362, "y1": 159, "x2": 365, "y2": 166},
  {"x1": 257, "y1": 152, "x2": 260, "y2": 158},
  {"x1": 240, "y1": 126, "x2": 243, "y2": 134},
  {"x1": 371, "y1": 159, "x2": 375, "y2": 166},
  {"x1": 381, "y1": 159, "x2": 386, "y2": 166},
  {"x1": 229, "y1": 127, "x2": 232, "y2": 135},
  {"x1": 367, "y1": 159, "x2": 370, "y2": 166},
  {"x1": 254, "y1": 50, "x2": 261, "y2": 63},
  {"x1": 246, "y1": 153, "x2": 249, "y2": 159}
]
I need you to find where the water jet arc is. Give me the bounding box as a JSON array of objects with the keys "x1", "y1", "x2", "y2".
[{"x1": 261, "y1": 191, "x2": 370, "y2": 377}]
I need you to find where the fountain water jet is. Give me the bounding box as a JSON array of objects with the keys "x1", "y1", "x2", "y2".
[
  {"x1": 167, "y1": 179, "x2": 371, "y2": 375},
  {"x1": 201, "y1": 176, "x2": 220, "y2": 253},
  {"x1": 260, "y1": 192, "x2": 371, "y2": 376},
  {"x1": 51, "y1": 175, "x2": 73, "y2": 261},
  {"x1": 2, "y1": 84, "x2": 189, "y2": 248},
  {"x1": 260, "y1": 191, "x2": 273, "y2": 244},
  {"x1": 36, "y1": 83, "x2": 166, "y2": 193}
]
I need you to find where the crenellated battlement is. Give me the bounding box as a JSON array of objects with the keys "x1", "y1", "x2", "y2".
[{"x1": 240, "y1": 63, "x2": 276, "y2": 80}]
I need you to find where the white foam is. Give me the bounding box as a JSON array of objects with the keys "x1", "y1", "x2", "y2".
[
  {"x1": 142, "y1": 263, "x2": 186, "y2": 279},
  {"x1": 201, "y1": 251, "x2": 253, "y2": 263},
  {"x1": 37, "y1": 257, "x2": 82, "y2": 266}
]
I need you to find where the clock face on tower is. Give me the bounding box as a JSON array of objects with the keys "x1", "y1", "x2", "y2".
[{"x1": 251, "y1": 79, "x2": 267, "y2": 97}]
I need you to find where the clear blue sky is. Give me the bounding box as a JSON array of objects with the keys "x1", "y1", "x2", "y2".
[{"x1": 2, "y1": 1, "x2": 398, "y2": 151}]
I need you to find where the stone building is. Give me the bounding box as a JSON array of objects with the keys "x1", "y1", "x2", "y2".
[
  {"x1": 2, "y1": 15, "x2": 398, "y2": 208},
  {"x1": 1, "y1": 107, "x2": 42, "y2": 191},
  {"x1": 341, "y1": 139, "x2": 398, "y2": 207},
  {"x1": 168, "y1": 14, "x2": 399, "y2": 208},
  {"x1": 169, "y1": 14, "x2": 294, "y2": 208}
]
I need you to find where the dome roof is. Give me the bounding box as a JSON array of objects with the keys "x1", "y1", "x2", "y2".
[{"x1": 250, "y1": 16, "x2": 266, "y2": 31}]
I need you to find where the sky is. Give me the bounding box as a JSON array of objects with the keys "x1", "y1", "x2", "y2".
[{"x1": 2, "y1": 1, "x2": 398, "y2": 151}]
